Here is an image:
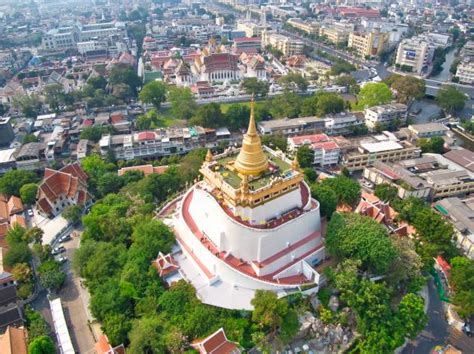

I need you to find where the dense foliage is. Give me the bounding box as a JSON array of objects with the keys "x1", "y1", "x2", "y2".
[
  {"x1": 355, "y1": 82, "x2": 392, "y2": 110},
  {"x1": 326, "y1": 213, "x2": 397, "y2": 274},
  {"x1": 449, "y1": 257, "x2": 474, "y2": 318},
  {"x1": 0, "y1": 169, "x2": 38, "y2": 197},
  {"x1": 319, "y1": 176, "x2": 361, "y2": 207}
]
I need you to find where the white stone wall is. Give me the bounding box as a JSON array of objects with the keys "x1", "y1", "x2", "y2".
[{"x1": 187, "y1": 186, "x2": 321, "y2": 264}]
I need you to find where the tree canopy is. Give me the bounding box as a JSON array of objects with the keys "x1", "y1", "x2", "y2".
[
  {"x1": 449, "y1": 257, "x2": 474, "y2": 318},
  {"x1": 326, "y1": 213, "x2": 397, "y2": 274},
  {"x1": 19, "y1": 183, "x2": 38, "y2": 205},
  {"x1": 189, "y1": 103, "x2": 224, "y2": 128},
  {"x1": 355, "y1": 82, "x2": 392, "y2": 109},
  {"x1": 278, "y1": 73, "x2": 309, "y2": 92},
  {"x1": 310, "y1": 184, "x2": 338, "y2": 219},
  {"x1": 374, "y1": 183, "x2": 398, "y2": 202},
  {"x1": 168, "y1": 86, "x2": 197, "y2": 120},
  {"x1": 436, "y1": 86, "x2": 467, "y2": 114},
  {"x1": 0, "y1": 169, "x2": 37, "y2": 197},
  {"x1": 385, "y1": 74, "x2": 425, "y2": 103},
  {"x1": 241, "y1": 78, "x2": 269, "y2": 97},
  {"x1": 139, "y1": 81, "x2": 167, "y2": 109},
  {"x1": 28, "y1": 335, "x2": 56, "y2": 354},
  {"x1": 320, "y1": 176, "x2": 361, "y2": 207},
  {"x1": 301, "y1": 92, "x2": 345, "y2": 117},
  {"x1": 296, "y1": 146, "x2": 314, "y2": 168}
]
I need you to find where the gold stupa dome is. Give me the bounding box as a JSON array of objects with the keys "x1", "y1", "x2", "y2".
[{"x1": 234, "y1": 100, "x2": 268, "y2": 176}]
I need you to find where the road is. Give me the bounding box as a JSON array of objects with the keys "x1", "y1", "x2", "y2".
[
  {"x1": 403, "y1": 277, "x2": 474, "y2": 353},
  {"x1": 58, "y1": 233, "x2": 97, "y2": 354}
]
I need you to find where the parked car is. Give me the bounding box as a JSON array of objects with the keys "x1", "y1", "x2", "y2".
[
  {"x1": 52, "y1": 246, "x2": 66, "y2": 255},
  {"x1": 27, "y1": 209, "x2": 34, "y2": 217},
  {"x1": 58, "y1": 234, "x2": 71, "y2": 243},
  {"x1": 57, "y1": 256, "x2": 68, "y2": 264}
]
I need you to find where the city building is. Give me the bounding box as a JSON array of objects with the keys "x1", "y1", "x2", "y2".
[
  {"x1": 319, "y1": 27, "x2": 349, "y2": 45},
  {"x1": 434, "y1": 197, "x2": 474, "y2": 260},
  {"x1": 0, "y1": 118, "x2": 14, "y2": 148},
  {"x1": 170, "y1": 104, "x2": 324, "y2": 309},
  {"x1": 0, "y1": 149, "x2": 16, "y2": 175},
  {"x1": 237, "y1": 21, "x2": 264, "y2": 37},
  {"x1": 363, "y1": 154, "x2": 474, "y2": 200},
  {"x1": 0, "y1": 195, "x2": 25, "y2": 240},
  {"x1": 455, "y1": 59, "x2": 474, "y2": 85},
  {"x1": 324, "y1": 112, "x2": 365, "y2": 136},
  {"x1": 257, "y1": 116, "x2": 325, "y2": 137},
  {"x1": 95, "y1": 334, "x2": 125, "y2": 354},
  {"x1": 287, "y1": 134, "x2": 340, "y2": 167},
  {"x1": 232, "y1": 37, "x2": 261, "y2": 54},
  {"x1": 200, "y1": 53, "x2": 241, "y2": 82},
  {"x1": 262, "y1": 30, "x2": 304, "y2": 56},
  {"x1": 348, "y1": 30, "x2": 388, "y2": 58},
  {"x1": 395, "y1": 37, "x2": 435, "y2": 75},
  {"x1": 342, "y1": 134, "x2": 421, "y2": 171},
  {"x1": 0, "y1": 271, "x2": 24, "y2": 333},
  {"x1": 99, "y1": 126, "x2": 230, "y2": 161},
  {"x1": 408, "y1": 122, "x2": 448, "y2": 139},
  {"x1": 36, "y1": 163, "x2": 90, "y2": 218},
  {"x1": 287, "y1": 18, "x2": 319, "y2": 36},
  {"x1": 364, "y1": 103, "x2": 408, "y2": 130}
]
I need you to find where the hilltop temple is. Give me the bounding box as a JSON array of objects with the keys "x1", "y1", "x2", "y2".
[{"x1": 170, "y1": 102, "x2": 325, "y2": 309}]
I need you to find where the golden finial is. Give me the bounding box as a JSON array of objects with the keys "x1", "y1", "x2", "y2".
[
  {"x1": 292, "y1": 155, "x2": 300, "y2": 170},
  {"x1": 205, "y1": 149, "x2": 213, "y2": 162}
]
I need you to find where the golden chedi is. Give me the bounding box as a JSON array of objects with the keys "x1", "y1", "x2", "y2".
[{"x1": 234, "y1": 101, "x2": 268, "y2": 176}]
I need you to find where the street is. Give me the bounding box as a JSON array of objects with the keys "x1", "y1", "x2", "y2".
[
  {"x1": 58, "y1": 233, "x2": 97, "y2": 354},
  {"x1": 403, "y1": 277, "x2": 474, "y2": 353}
]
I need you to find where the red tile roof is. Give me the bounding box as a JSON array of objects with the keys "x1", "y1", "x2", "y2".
[
  {"x1": 191, "y1": 328, "x2": 240, "y2": 354},
  {"x1": 137, "y1": 131, "x2": 156, "y2": 141},
  {"x1": 289, "y1": 134, "x2": 329, "y2": 146}
]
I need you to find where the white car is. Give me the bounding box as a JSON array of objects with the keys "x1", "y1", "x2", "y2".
[{"x1": 27, "y1": 209, "x2": 34, "y2": 217}]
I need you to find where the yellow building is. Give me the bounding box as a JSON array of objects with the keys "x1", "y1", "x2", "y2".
[
  {"x1": 348, "y1": 30, "x2": 388, "y2": 58},
  {"x1": 287, "y1": 18, "x2": 319, "y2": 36},
  {"x1": 319, "y1": 27, "x2": 349, "y2": 44},
  {"x1": 262, "y1": 30, "x2": 304, "y2": 56}
]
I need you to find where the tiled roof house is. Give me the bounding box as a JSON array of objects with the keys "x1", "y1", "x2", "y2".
[
  {"x1": 36, "y1": 162, "x2": 90, "y2": 217},
  {"x1": 191, "y1": 328, "x2": 241, "y2": 354}
]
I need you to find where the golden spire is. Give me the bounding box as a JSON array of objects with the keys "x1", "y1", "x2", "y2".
[
  {"x1": 234, "y1": 99, "x2": 268, "y2": 176},
  {"x1": 292, "y1": 155, "x2": 300, "y2": 170},
  {"x1": 205, "y1": 149, "x2": 213, "y2": 162}
]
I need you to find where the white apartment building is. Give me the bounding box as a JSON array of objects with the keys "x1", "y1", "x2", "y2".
[
  {"x1": 456, "y1": 59, "x2": 474, "y2": 85},
  {"x1": 237, "y1": 21, "x2": 265, "y2": 37},
  {"x1": 287, "y1": 134, "x2": 340, "y2": 167},
  {"x1": 364, "y1": 103, "x2": 408, "y2": 130},
  {"x1": 395, "y1": 37, "x2": 435, "y2": 75},
  {"x1": 262, "y1": 30, "x2": 303, "y2": 56},
  {"x1": 42, "y1": 27, "x2": 78, "y2": 50},
  {"x1": 286, "y1": 18, "x2": 319, "y2": 36}
]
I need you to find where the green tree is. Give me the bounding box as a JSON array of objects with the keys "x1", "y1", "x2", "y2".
[
  {"x1": 278, "y1": 73, "x2": 309, "y2": 92},
  {"x1": 0, "y1": 169, "x2": 37, "y2": 196},
  {"x1": 335, "y1": 74, "x2": 360, "y2": 94},
  {"x1": 189, "y1": 103, "x2": 224, "y2": 128},
  {"x1": 270, "y1": 91, "x2": 302, "y2": 118},
  {"x1": 25, "y1": 306, "x2": 50, "y2": 341},
  {"x1": 311, "y1": 184, "x2": 338, "y2": 219},
  {"x1": 449, "y1": 257, "x2": 474, "y2": 318},
  {"x1": 168, "y1": 86, "x2": 197, "y2": 120},
  {"x1": 387, "y1": 74, "x2": 425, "y2": 103},
  {"x1": 28, "y1": 335, "x2": 55, "y2": 354},
  {"x1": 109, "y1": 65, "x2": 141, "y2": 95},
  {"x1": 98, "y1": 172, "x2": 124, "y2": 196},
  {"x1": 87, "y1": 76, "x2": 107, "y2": 90},
  {"x1": 374, "y1": 183, "x2": 398, "y2": 202},
  {"x1": 80, "y1": 126, "x2": 103, "y2": 142},
  {"x1": 261, "y1": 133, "x2": 287, "y2": 151},
  {"x1": 62, "y1": 205, "x2": 83, "y2": 225},
  {"x1": 12, "y1": 94, "x2": 42, "y2": 118},
  {"x1": 241, "y1": 77, "x2": 269, "y2": 97},
  {"x1": 22, "y1": 133, "x2": 39, "y2": 145},
  {"x1": 38, "y1": 260, "x2": 66, "y2": 291},
  {"x1": 436, "y1": 86, "x2": 467, "y2": 114},
  {"x1": 251, "y1": 290, "x2": 288, "y2": 331},
  {"x1": 20, "y1": 183, "x2": 38, "y2": 205},
  {"x1": 296, "y1": 146, "x2": 314, "y2": 168},
  {"x1": 4, "y1": 243, "x2": 31, "y2": 268},
  {"x1": 128, "y1": 316, "x2": 166, "y2": 354},
  {"x1": 330, "y1": 61, "x2": 356, "y2": 75},
  {"x1": 139, "y1": 81, "x2": 168, "y2": 109},
  {"x1": 225, "y1": 103, "x2": 251, "y2": 131},
  {"x1": 320, "y1": 176, "x2": 361, "y2": 207},
  {"x1": 355, "y1": 82, "x2": 392, "y2": 109},
  {"x1": 326, "y1": 213, "x2": 397, "y2": 274},
  {"x1": 103, "y1": 313, "x2": 132, "y2": 347},
  {"x1": 303, "y1": 167, "x2": 318, "y2": 183},
  {"x1": 301, "y1": 92, "x2": 345, "y2": 117},
  {"x1": 418, "y1": 136, "x2": 445, "y2": 154},
  {"x1": 43, "y1": 83, "x2": 65, "y2": 111},
  {"x1": 396, "y1": 293, "x2": 428, "y2": 339}
]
